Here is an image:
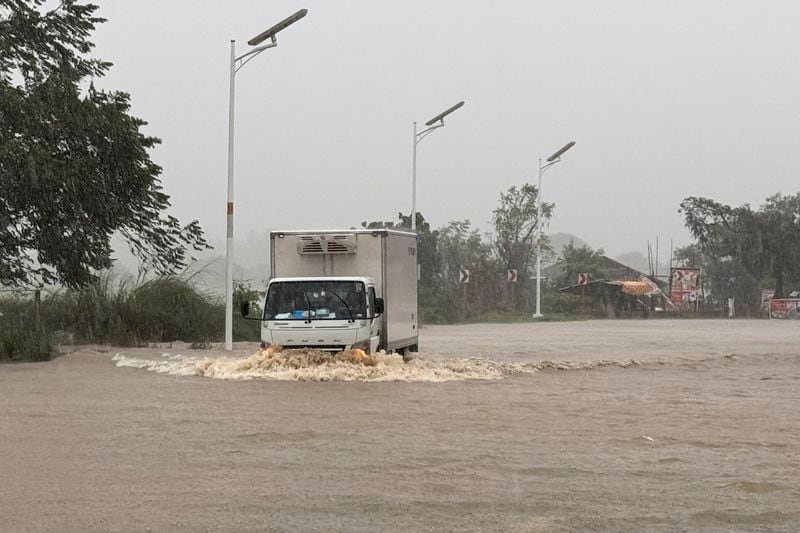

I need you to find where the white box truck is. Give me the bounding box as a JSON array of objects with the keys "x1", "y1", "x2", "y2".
[{"x1": 241, "y1": 229, "x2": 418, "y2": 356}]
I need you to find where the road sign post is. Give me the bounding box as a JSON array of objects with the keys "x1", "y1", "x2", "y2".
[
  {"x1": 459, "y1": 268, "x2": 470, "y2": 320},
  {"x1": 507, "y1": 269, "x2": 517, "y2": 309},
  {"x1": 577, "y1": 273, "x2": 589, "y2": 314}
]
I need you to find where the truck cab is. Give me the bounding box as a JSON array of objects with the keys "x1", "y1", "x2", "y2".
[{"x1": 260, "y1": 276, "x2": 384, "y2": 353}]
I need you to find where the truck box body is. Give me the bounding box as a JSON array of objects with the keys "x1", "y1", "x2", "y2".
[{"x1": 267, "y1": 229, "x2": 418, "y2": 352}]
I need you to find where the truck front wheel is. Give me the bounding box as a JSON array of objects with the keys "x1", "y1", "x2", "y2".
[{"x1": 398, "y1": 346, "x2": 416, "y2": 363}]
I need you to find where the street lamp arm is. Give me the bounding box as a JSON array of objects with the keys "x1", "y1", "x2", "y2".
[
  {"x1": 235, "y1": 40, "x2": 278, "y2": 73},
  {"x1": 415, "y1": 122, "x2": 444, "y2": 144},
  {"x1": 539, "y1": 157, "x2": 561, "y2": 175}
]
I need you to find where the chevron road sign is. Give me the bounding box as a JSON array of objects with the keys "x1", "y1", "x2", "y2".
[{"x1": 459, "y1": 269, "x2": 470, "y2": 284}]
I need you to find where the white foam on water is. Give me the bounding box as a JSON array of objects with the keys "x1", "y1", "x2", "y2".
[{"x1": 112, "y1": 347, "x2": 639, "y2": 382}]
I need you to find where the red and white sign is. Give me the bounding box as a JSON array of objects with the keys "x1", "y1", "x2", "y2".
[
  {"x1": 770, "y1": 298, "x2": 800, "y2": 319},
  {"x1": 459, "y1": 269, "x2": 470, "y2": 284},
  {"x1": 670, "y1": 267, "x2": 700, "y2": 307},
  {"x1": 577, "y1": 273, "x2": 589, "y2": 286},
  {"x1": 507, "y1": 269, "x2": 518, "y2": 283}
]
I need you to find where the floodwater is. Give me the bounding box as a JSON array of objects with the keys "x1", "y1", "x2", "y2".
[{"x1": 2, "y1": 320, "x2": 800, "y2": 532}]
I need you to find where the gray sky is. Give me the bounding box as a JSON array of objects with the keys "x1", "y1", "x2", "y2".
[{"x1": 92, "y1": 0, "x2": 800, "y2": 258}]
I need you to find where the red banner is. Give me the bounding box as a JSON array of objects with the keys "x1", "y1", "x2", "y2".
[{"x1": 769, "y1": 298, "x2": 800, "y2": 319}]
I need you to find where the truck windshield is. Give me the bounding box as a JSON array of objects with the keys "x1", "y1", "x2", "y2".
[{"x1": 264, "y1": 280, "x2": 367, "y2": 321}]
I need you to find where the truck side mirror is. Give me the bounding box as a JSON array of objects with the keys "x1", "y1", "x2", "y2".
[
  {"x1": 240, "y1": 300, "x2": 250, "y2": 317},
  {"x1": 374, "y1": 297, "x2": 384, "y2": 315}
]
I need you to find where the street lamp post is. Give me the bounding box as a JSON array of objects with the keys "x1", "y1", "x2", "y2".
[
  {"x1": 411, "y1": 101, "x2": 465, "y2": 232},
  {"x1": 224, "y1": 9, "x2": 308, "y2": 351},
  {"x1": 533, "y1": 141, "x2": 576, "y2": 319}
]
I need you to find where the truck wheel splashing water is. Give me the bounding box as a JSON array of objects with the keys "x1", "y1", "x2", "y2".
[
  {"x1": 230, "y1": 345, "x2": 380, "y2": 370},
  {"x1": 112, "y1": 346, "x2": 639, "y2": 383}
]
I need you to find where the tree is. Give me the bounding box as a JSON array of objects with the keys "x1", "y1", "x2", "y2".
[
  {"x1": 492, "y1": 183, "x2": 553, "y2": 273},
  {"x1": 679, "y1": 193, "x2": 800, "y2": 299},
  {"x1": 673, "y1": 243, "x2": 759, "y2": 306},
  {"x1": 760, "y1": 193, "x2": 800, "y2": 297},
  {"x1": 557, "y1": 240, "x2": 608, "y2": 288},
  {"x1": 429, "y1": 220, "x2": 500, "y2": 321},
  {"x1": 491, "y1": 183, "x2": 553, "y2": 309},
  {"x1": 361, "y1": 211, "x2": 441, "y2": 287},
  {"x1": 1, "y1": 1, "x2": 208, "y2": 288}
]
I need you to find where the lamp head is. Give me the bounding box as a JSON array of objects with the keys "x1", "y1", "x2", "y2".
[
  {"x1": 248, "y1": 9, "x2": 308, "y2": 46},
  {"x1": 546, "y1": 141, "x2": 576, "y2": 162},
  {"x1": 424, "y1": 101, "x2": 465, "y2": 126}
]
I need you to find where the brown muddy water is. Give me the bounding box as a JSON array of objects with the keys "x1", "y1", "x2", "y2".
[{"x1": 2, "y1": 319, "x2": 800, "y2": 532}]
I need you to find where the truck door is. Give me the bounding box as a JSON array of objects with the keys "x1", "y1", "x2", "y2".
[{"x1": 368, "y1": 286, "x2": 380, "y2": 353}]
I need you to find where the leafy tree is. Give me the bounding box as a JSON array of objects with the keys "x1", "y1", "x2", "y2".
[
  {"x1": 673, "y1": 243, "x2": 759, "y2": 306},
  {"x1": 761, "y1": 193, "x2": 800, "y2": 296},
  {"x1": 426, "y1": 220, "x2": 500, "y2": 321},
  {"x1": 680, "y1": 193, "x2": 800, "y2": 299},
  {"x1": 491, "y1": 183, "x2": 553, "y2": 309},
  {"x1": 556, "y1": 240, "x2": 608, "y2": 288},
  {"x1": 0, "y1": 0, "x2": 208, "y2": 288},
  {"x1": 492, "y1": 183, "x2": 553, "y2": 272},
  {"x1": 360, "y1": 182, "x2": 563, "y2": 319},
  {"x1": 361, "y1": 211, "x2": 441, "y2": 287}
]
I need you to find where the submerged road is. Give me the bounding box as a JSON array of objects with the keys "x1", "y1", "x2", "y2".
[{"x1": 2, "y1": 319, "x2": 800, "y2": 531}]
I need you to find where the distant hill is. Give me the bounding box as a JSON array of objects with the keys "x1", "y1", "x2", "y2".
[
  {"x1": 545, "y1": 233, "x2": 592, "y2": 265},
  {"x1": 614, "y1": 251, "x2": 650, "y2": 274},
  {"x1": 549, "y1": 232, "x2": 591, "y2": 253},
  {"x1": 541, "y1": 234, "x2": 672, "y2": 279},
  {"x1": 614, "y1": 250, "x2": 671, "y2": 277}
]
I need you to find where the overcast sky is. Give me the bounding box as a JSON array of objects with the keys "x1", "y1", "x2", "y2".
[{"x1": 91, "y1": 0, "x2": 800, "y2": 258}]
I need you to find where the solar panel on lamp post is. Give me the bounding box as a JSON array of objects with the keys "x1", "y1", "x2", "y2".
[
  {"x1": 224, "y1": 9, "x2": 308, "y2": 351},
  {"x1": 533, "y1": 141, "x2": 576, "y2": 320},
  {"x1": 411, "y1": 101, "x2": 465, "y2": 233}
]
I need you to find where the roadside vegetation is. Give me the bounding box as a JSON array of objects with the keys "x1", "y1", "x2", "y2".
[
  {"x1": 678, "y1": 193, "x2": 800, "y2": 309},
  {"x1": 0, "y1": 296, "x2": 52, "y2": 362},
  {"x1": 0, "y1": 275, "x2": 261, "y2": 362}
]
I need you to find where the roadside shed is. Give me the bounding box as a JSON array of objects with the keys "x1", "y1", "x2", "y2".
[{"x1": 558, "y1": 278, "x2": 672, "y2": 317}]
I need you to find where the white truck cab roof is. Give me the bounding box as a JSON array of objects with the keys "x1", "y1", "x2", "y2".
[{"x1": 268, "y1": 276, "x2": 375, "y2": 284}]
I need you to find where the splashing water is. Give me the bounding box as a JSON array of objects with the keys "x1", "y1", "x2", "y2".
[{"x1": 111, "y1": 346, "x2": 639, "y2": 382}]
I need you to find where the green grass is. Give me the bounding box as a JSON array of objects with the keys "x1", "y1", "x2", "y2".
[
  {"x1": 0, "y1": 298, "x2": 53, "y2": 362},
  {"x1": 1, "y1": 273, "x2": 263, "y2": 361}
]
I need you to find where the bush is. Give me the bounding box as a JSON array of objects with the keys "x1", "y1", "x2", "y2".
[
  {"x1": 542, "y1": 290, "x2": 583, "y2": 315},
  {"x1": 39, "y1": 274, "x2": 223, "y2": 346},
  {"x1": 0, "y1": 297, "x2": 53, "y2": 362},
  {"x1": 1, "y1": 274, "x2": 265, "y2": 356},
  {"x1": 232, "y1": 281, "x2": 262, "y2": 342}
]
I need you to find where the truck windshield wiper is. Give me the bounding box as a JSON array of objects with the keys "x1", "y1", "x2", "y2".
[
  {"x1": 303, "y1": 291, "x2": 313, "y2": 323},
  {"x1": 329, "y1": 290, "x2": 354, "y2": 323}
]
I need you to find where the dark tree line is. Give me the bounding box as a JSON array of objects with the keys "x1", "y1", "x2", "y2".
[
  {"x1": 679, "y1": 192, "x2": 800, "y2": 305},
  {"x1": 362, "y1": 184, "x2": 554, "y2": 321},
  {"x1": 1, "y1": 0, "x2": 207, "y2": 288}
]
